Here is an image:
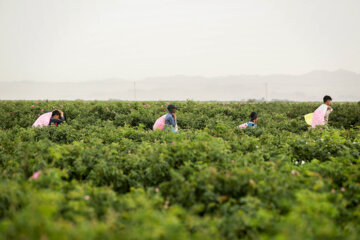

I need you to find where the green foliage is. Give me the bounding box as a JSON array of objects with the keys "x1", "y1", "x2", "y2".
[{"x1": 0, "y1": 100, "x2": 359, "y2": 239}]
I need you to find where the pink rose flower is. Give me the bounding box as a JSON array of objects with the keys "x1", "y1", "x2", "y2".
[
  {"x1": 41, "y1": 109, "x2": 44, "y2": 112},
  {"x1": 31, "y1": 105, "x2": 34, "y2": 108},
  {"x1": 10, "y1": 112, "x2": 12, "y2": 114},
  {"x1": 161, "y1": 105, "x2": 164, "y2": 108},
  {"x1": 106, "y1": 107, "x2": 109, "y2": 110},
  {"x1": 213, "y1": 134, "x2": 217, "y2": 137},
  {"x1": 84, "y1": 195, "x2": 90, "y2": 200},
  {"x1": 31, "y1": 170, "x2": 41, "y2": 180},
  {"x1": 164, "y1": 200, "x2": 169, "y2": 209},
  {"x1": 341, "y1": 187, "x2": 345, "y2": 192},
  {"x1": 291, "y1": 170, "x2": 296, "y2": 175},
  {"x1": 38, "y1": 114, "x2": 41, "y2": 117}
]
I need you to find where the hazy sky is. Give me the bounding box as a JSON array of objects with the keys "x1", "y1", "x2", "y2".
[{"x1": 0, "y1": 0, "x2": 359, "y2": 82}]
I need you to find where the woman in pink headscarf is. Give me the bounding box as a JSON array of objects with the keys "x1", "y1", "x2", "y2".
[{"x1": 312, "y1": 95, "x2": 333, "y2": 129}]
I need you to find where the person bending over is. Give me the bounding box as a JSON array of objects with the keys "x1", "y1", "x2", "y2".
[
  {"x1": 165, "y1": 104, "x2": 179, "y2": 133},
  {"x1": 49, "y1": 110, "x2": 65, "y2": 126},
  {"x1": 312, "y1": 95, "x2": 333, "y2": 129},
  {"x1": 237, "y1": 112, "x2": 258, "y2": 129}
]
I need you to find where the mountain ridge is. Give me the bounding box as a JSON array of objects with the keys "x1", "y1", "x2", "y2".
[
  {"x1": 0, "y1": 69, "x2": 359, "y2": 101},
  {"x1": 1, "y1": 69, "x2": 359, "y2": 83}
]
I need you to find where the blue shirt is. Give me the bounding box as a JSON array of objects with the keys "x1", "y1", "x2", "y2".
[
  {"x1": 165, "y1": 113, "x2": 177, "y2": 127},
  {"x1": 165, "y1": 113, "x2": 177, "y2": 132},
  {"x1": 247, "y1": 122, "x2": 257, "y2": 128}
]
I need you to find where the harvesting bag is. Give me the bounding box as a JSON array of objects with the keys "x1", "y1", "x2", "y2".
[
  {"x1": 237, "y1": 123, "x2": 248, "y2": 129},
  {"x1": 312, "y1": 104, "x2": 332, "y2": 129},
  {"x1": 304, "y1": 113, "x2": 313, "y2": 126},
  {"x1": 32, "y1": 112, "x2": 52, "y2": 128},
  {"x1": 153, "y1": 114, "x2": 167, "y2": 131}
]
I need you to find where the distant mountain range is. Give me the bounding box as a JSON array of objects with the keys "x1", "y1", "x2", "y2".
[{"x1": 1, "y1": 70, "x2": 359, "y2": 101}]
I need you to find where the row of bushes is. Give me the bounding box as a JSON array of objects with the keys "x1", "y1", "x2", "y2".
[
  {"x1": 0, "y1": 101, "x2": 359, "y2": 239},
  {"x1": 1, "y1": 100, "x2": 359, "y2": 130}
]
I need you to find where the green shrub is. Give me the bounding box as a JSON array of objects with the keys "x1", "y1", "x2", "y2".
[{"x1": 0, "y1": 100, "x2": 359, "y2": 239}]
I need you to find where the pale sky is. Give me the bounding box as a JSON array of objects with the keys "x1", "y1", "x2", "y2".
[{"x1": 0, "y1": 0, "x2": 359, "y2": 82}]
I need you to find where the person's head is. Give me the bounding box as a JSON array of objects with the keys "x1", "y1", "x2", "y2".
[
  {"x1": 52, "y1": 110, "x2": 61, "y2": 119},
  {"x1": 250, "y1": 112, "x2": 258, "y2": 123},
  {"x1": 323, "y1": 95, "x2": 332, "y2": 105},
  {"x1": 167, "y1": 104, "x2": 178, "y2": 113}
]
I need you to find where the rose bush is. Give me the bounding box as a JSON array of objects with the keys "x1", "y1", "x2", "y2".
[{"x1": 0, "y1": 100, "x2": 359, "y2": 239}]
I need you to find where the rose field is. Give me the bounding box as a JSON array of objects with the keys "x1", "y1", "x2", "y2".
[{"x1": 0, "y1": 100, "x2": 359, "y2": 240}]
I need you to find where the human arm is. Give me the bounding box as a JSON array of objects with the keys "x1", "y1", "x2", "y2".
[{"x1": 324, "y1": 108, "x2": 332, "y2": 123}]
